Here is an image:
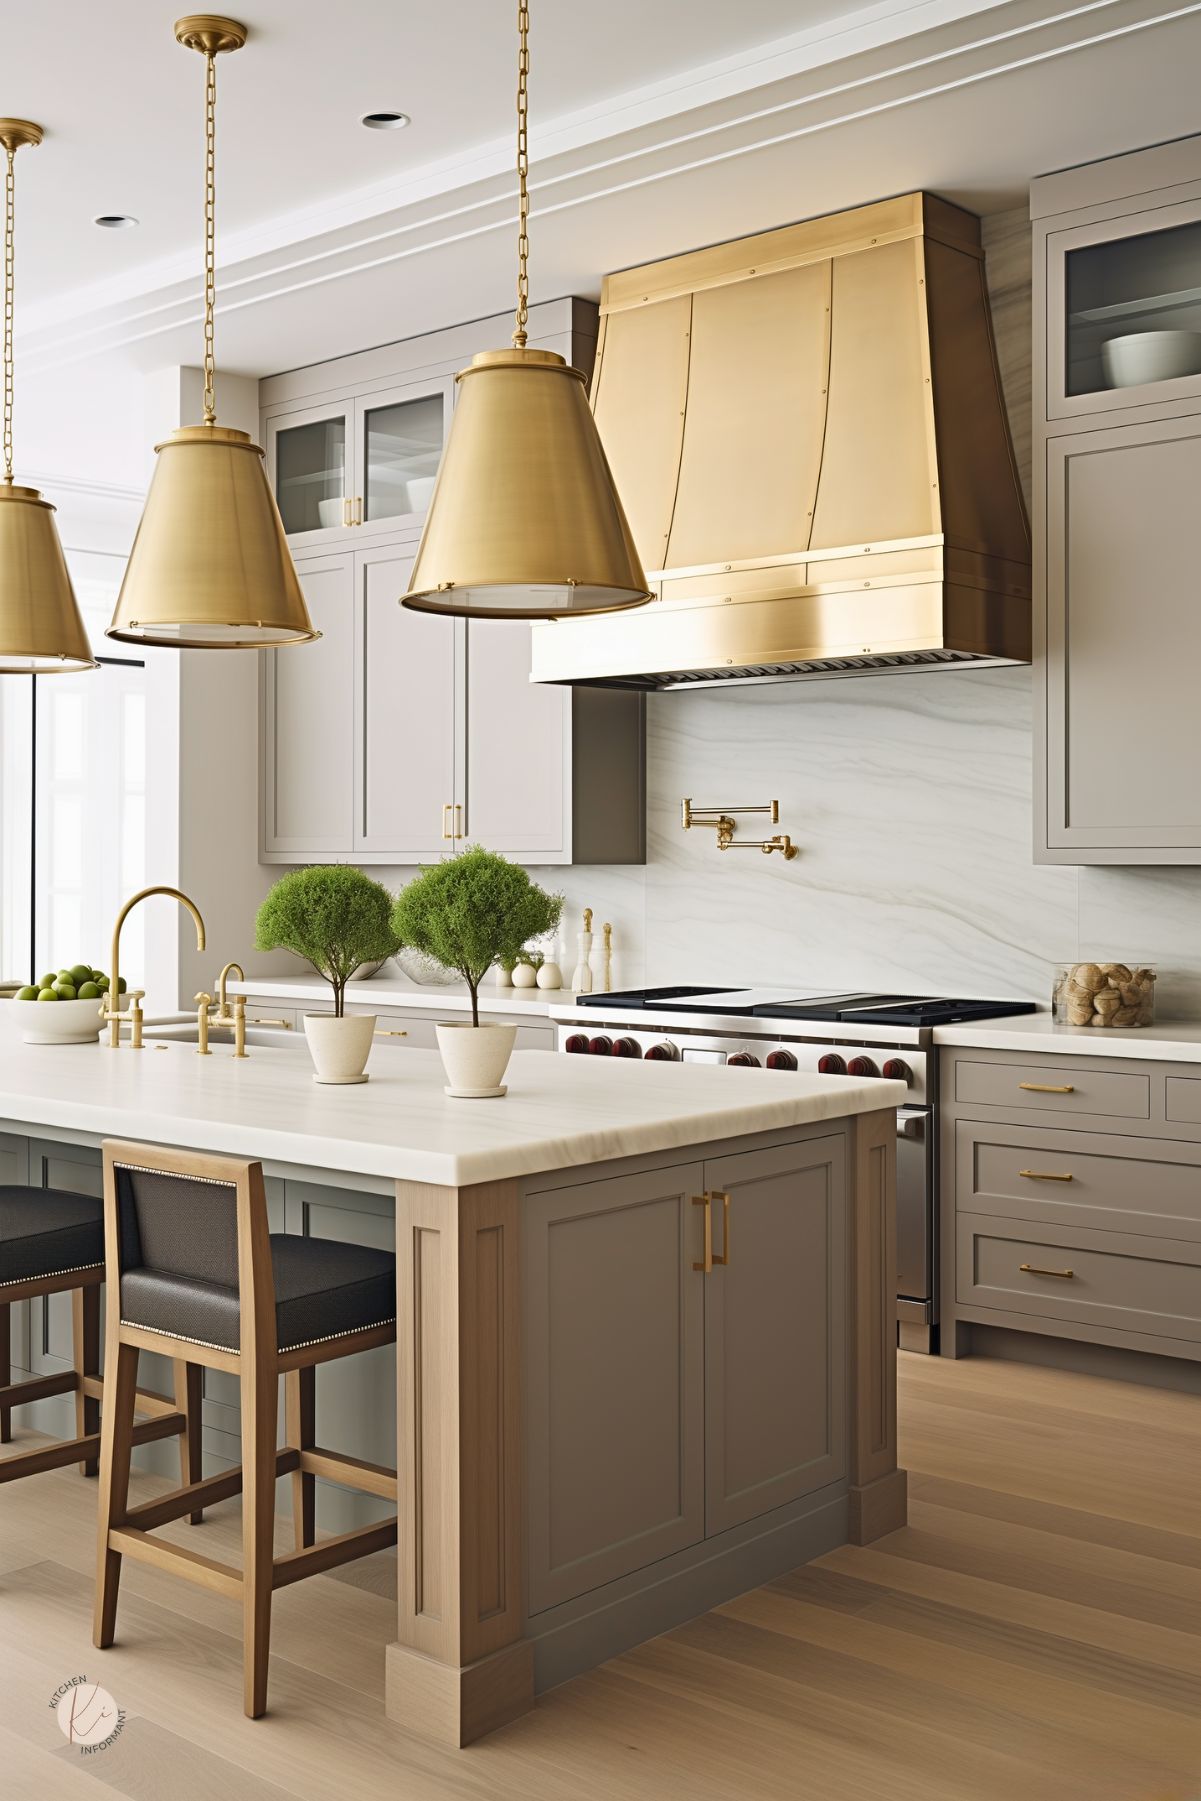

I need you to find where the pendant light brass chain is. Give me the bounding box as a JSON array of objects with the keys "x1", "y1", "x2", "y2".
[
  {"x1": 3, "y1": 146, "x2": 15, "y2": 482},
  {"x1": 202, "y1": 49, "x2": 218, "y2": 425},
  {"x1": 512, "y1": 0, "x2": 530, "y2": 349}
]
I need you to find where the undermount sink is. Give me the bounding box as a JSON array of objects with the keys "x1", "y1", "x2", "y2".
[{"x1": 141, "y1": 1021, "x2": 300, "y2": 1050}]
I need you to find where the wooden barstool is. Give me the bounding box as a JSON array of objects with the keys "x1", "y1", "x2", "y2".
[
  {"x1": 93, "y1": 1139, "x2": 399, "y2": 1718},
  {"x1": 0, "y1": 1186, "x2": 198, "y2": 1487}
]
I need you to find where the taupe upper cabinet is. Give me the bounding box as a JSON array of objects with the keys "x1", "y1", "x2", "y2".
[
  {"x1": 259, "y1": 301, "x2": 645, "y2": 866},
  {"x1": 1033, "y1": 136, "x2": 1201, "y2": 864}
]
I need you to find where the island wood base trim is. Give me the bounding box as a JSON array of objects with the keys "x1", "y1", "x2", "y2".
[
  {"x1": 385, "y1": 1638, "x2": 534, "y2": 1748},
  {"x1": 528, "y1": 1487, "x2": 849, "y2": 1696},
  {"x1": 848, "y1": 1109, "x2": 907, "y2": 1525},
  {"x1": 848, "y1": 1466, "x2": 908, "y2": 1544}
]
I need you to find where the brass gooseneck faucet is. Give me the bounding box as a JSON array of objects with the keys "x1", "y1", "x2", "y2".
[{"x1": 106, "y1": 886, "x2": 206, "y2": 1048}]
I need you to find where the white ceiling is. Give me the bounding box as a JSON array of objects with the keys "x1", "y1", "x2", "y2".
[{"x1": 9, "y1": 0, "x2": 1201, "y2": 486}]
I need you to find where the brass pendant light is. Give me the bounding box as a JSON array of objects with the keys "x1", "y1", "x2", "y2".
[
  {"x1": 0, "y1": 120, "x2": 96, "y2": 673},
  {"x1": 108, "y1": 17, "x2": 317, "y2": 649},
  {"x1": 403, "y1": 1, "x2": 650, "y2": 620}
]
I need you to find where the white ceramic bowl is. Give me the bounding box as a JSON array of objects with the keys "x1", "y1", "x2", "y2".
[
  {"x1": 402, "y1": 475, "x2": 437, "y2": 513},
  {"x1": 1101, "y1": 329, "x2": 1201, "y2": 389},
  {"x1": 9, "y1": 996, "x2": 106, "y2": 1044},
  {"x1": 317, "y1": 496, "x2": 345, "y2": 527}
]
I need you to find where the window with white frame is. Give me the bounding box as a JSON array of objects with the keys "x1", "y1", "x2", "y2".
[{"x1": 0, "y1": 548, "x2": 148, "y2": 984}]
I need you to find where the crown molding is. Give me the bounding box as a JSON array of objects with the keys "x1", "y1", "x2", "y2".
[{"x1": 19, "y1": 0, "x2": 1201, "y2": 376}]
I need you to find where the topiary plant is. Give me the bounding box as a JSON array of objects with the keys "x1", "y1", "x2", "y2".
[
  {"x1": 392, "y1": 846, "x2": 562, "y2": 1027},
  {"x1": 255, "y1": 866, "x2": 401, "y2": 1018}
]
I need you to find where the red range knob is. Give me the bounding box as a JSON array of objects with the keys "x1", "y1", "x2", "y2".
[
  {"x1": 612, "y1": 1036, "x2": 642, "y2": 1058},
  {"x1": 564, "y1": 1034, "x2": 589, "y2": 1054},
  {"x1": 766, "y1": 1049, "x2": 797, "y2": 1070},
  {"x1": 587, "y1": 1035, "x2": 613, "y2": 1056},
  {"x1": 818, "y1": 1053, "x2": 847, "y2": 1075},
  {"x1": 727, "y1": 1051, "x2": 761, "y2": 1067},
  {"x1": 847, "y1": 1055, "x2": 879, "y2": 1078},
  {"x1": 882, "y1": 1058, "x2": 911, "y2": 1084},
  {"x1": 645, "y1": 1042, "x2": 677, "y2": 1061}
]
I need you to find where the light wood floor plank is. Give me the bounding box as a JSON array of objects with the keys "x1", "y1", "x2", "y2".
[{"x1": 0, "y1": 1353, "x2": 1195, "y2": 1801}]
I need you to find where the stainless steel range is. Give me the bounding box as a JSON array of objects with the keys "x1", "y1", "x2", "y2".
[{"x1": 550, "y1": 986, "x2": 1037, "y2": 1353}]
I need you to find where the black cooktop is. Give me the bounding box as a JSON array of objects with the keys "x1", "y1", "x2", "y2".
[{"x1": 574, "y1": 986, "x2": 1038, "y2": 1027}]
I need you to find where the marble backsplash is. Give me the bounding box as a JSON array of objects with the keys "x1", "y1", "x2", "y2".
[{"x1": 521, "y1": 664, "x2": 1201, "y2": 1017}]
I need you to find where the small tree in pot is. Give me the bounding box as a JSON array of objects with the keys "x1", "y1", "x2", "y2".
[
  {"x1": 392, "y1": 847, "x2": 562, "y2": 1096},
  {"x1": 255, "y1": 867, "x2": 401, "y2": 1083}
]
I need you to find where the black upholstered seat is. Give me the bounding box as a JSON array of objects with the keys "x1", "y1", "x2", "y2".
[
  {"x1": 0, "y1": 1186, "x2": 104, "y2": 1287},
  {"x1": 121, "y1": 1234, "x2": 395, "y2": 1353}
]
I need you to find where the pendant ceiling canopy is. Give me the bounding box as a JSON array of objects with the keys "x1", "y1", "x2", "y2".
[
  {"x1": 403, "y1": 3, "x2": 650, "y2": 621},
  {"x1": 0, "y1": 120, "x2": 96, "y2": 673},
  {"x1": 108, "y1": 17, "x2": 317, "y2": 651}
]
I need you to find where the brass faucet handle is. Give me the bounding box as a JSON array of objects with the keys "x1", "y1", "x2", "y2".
[{"x1": 193, "y1": 991, "x2": 214, "y2": 1009}]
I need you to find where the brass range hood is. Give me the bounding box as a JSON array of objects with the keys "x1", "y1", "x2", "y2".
[{"x1": 530, "y1": 193, "x2": 1031, "y2": 691}]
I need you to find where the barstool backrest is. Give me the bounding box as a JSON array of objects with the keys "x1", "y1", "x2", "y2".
[
  {"x1": 101, "y1": 1140, "x2": 275, "y2": 1366},
  {"x1": 115, "y1": 1164, "x2": 239, "y2": 1287}
]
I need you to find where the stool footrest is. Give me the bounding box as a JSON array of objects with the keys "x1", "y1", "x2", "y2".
[
  {"x1": 0, "y1": 1410, "x2": 184, "y2": 1484},
  {"x1": 0, "y1": 1370, "x2": 79, "y2": 1410},
  {"x1": 273, "y1": 1518, "x2": 398, "y2": 1590},
  {"x1": 123, "y1": 1447, "x2": 300, "y2": 1533},
  {"x1": 298, "y1": 1446, "x2": 398, "y2": 1501},
  {"x1": 108, "y1": 1526, "x2": 242, "y2": 1599}
]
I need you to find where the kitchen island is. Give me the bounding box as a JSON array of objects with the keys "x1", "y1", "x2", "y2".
[{"x1": 0, "y1": 1035, "x2": 906, "y2": 1745}]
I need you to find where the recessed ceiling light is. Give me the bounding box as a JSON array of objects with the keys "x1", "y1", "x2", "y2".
[
  {"x1": 94, "y1": 214, "x2": 139, "y2": 229},
  {"x1": 360, "y1": 111, "x2": 410, "y2": 131}
]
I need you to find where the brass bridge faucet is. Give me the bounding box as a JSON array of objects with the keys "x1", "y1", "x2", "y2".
[
  {"x1": 106, "y1": 886, "x2": 206, "y2": 1049},
  {"x1": 195, "y1": 961, "x2": 292, "y2": 1058},
  {"x1": 681, "y1": 798, "x2": 798, "y2": 860}
]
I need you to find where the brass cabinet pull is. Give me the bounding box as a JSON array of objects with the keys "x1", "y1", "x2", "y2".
[
  {"x1": 453, "y1": 802, "x2": 464, "y2": 840},
  {"x1": 1019, "y1": 1262, "x2": 1075, "y2": 1279},
  {"x1": 711, "y1": 1189, "x2": 731, "y2": 1267},
  {"x1": 442, "y1": 803, "x2": 454, "y2": 841},
  {"x1": 1018, "y1": 1082, "x2": 1075, "y2": 1094},
  {"x1": 692, "y1": 1194, "x2": 712, "y2": 1274},
  {"x1": 342, "y1": 497, "x2": 352, "y2": 528},
  {"x1": 375, "y1": 1028, "x2": 408, "y2": 1037},
  {"x1": 248, "y1": 1016, "x2": 292, "y2": 1029},
  {"x1": 352, "y1": 495, "x2": 363, "y2": 526},
  {"x1": 1019, "y1": 1169, "x2": 1074, "y2": 1182}
]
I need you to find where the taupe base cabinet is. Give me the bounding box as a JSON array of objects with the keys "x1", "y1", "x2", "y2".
[{"x1": 940, "y1": 1046, "x2": 1201, "y2": 1362}]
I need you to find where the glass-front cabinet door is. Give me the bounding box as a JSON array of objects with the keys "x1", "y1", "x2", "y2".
[
  {"x1": 352, "y1": 378, "x2": 450, "y2": 531},
  {"x1": 266, "y1": 402, "x2": 351, "y2": 544},
  {"x1": 1049, "y1": 200, "x2": 1201, "y2": 417}
]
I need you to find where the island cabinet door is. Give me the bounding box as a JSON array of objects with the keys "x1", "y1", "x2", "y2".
[
  {"x1": 524, "y1": 1162, "x2": 706, "y2": 1614},
  {"x1": 701, "y1": 1137, "x2": 848, "y2": 1537}
]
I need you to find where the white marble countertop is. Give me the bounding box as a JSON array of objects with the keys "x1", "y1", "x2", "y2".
[
  {"x1": 229, "y1": 972, "x2": 559, "y2": 1018},
  {"x1": 932, "y1": 1013, "x2": 1201, "y2": 1063},
  {"x1": 0, "y1": 1037, "x2": 903, "y2": 1189}
]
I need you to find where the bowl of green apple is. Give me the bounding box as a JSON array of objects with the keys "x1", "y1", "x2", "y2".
[{"x1": 9, "y1": 964, "x2": 122, "y2": 1044}]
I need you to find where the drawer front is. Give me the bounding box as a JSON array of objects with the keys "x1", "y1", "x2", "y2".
[
  {"x1": 344, "y1": 1006, "x2": 552, "y2": 1053},
  {"x1": 955, "y1": 1120, "x2": 1201, "y2": 1243},
  {"x1": 953, "y1": 1057, "x2": 1149, "y2": 1120},
  {"x1": 1166, "y1": 1077, "x2": 1201, "y2": 1126},
  {"x1": 957, "y1": 1214, "x2": 1201, "y2": 1345}
]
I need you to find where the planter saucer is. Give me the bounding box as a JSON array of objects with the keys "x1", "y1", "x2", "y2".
[
  {"x1": 313, "y1": 1072, "x2": 370, "y2": 1085},
  {"x1": 444, "y1": 1083, "x2": 507, "y2": 1099}
]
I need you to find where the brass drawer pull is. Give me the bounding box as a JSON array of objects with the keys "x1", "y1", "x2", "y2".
[
  {"x1": 1019, "y1": 1169, "x2": 1073, "y2": 1182},
  {"x1": 442, "y1": 803, "x2": 454, "y2": 841},
  {"x1": 1018, "y1": 1082, "x2": 1075, "y2": 1094},
  {"x1": 248, "y1": 1016, "x2": 292, "y2": 1029},
  {"x1": 375, "y1": 1028, "x2": 408, "y2": 1038},
  {"x1": 711, "y1": 1190, "x2": 731, "y2": 1267},
  {"x1": 692, "y1": 1194, "x2": 712, "y2": 1274},
  {"x1": 1019, "y1": 1262, "x2": 1075, "y2": 1279}
]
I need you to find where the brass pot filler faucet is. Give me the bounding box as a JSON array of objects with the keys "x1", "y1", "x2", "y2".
[{"x1": 681, "y1": 799, "x2": 798, "y2": 860}]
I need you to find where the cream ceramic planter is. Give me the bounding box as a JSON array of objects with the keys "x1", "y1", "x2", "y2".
[
  {"x1": 435, "y1": 1021, "x2": 516, "y2": 1098},
  {"x1": 304, "y1": 1012, "x2": 376, "y2": 1084}
]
